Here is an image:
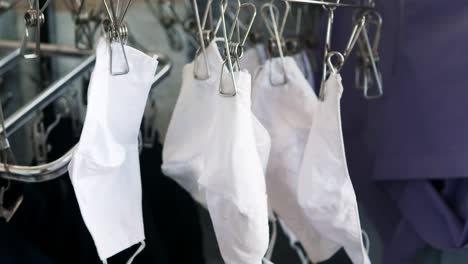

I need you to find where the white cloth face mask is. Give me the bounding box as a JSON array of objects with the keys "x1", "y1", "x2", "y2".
[
  {"x1": 162, "y1": 41, "x2": 223, "y2": 206},
  {"x1": 68, "y1": 39, "x2": 158, "y2": 262},
  {"x1": 163, "y1": 41, "x2": 270, "y2": 208},
  {"x1": 200, "y1": 70, "x2": 270, "y2": 264},
  {"x1": 252, "y1": 57, "x2": 339, "y2": 262},
  {"x1": 297, "y1": 73, "x2": 371, "y2": 264}
]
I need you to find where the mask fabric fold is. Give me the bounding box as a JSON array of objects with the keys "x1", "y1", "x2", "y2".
[
  {"x1": 252, "y1": 57, "x2": 339, "y2": 262},
  {"x1": 297, "y1": 73, "x2": 370, "y2": 264},
  {"x1": 69, "y1": 39, "x2": 158, "y2": 262},
  {"x1": 200, "y1": 70, "x2": 270, "y2": 264}
]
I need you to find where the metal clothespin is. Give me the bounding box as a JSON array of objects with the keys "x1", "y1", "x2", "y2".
[
  {"x1": 192, "y1": 0, "x2": 216, "y2": 80},
  {"x1": 319, "y1": 1, "x2": 366, "y2": 99},
  {"x1": 102, "y1": 0, "x2": 133, "y2": 75},
  {"x1": 219, "y1": 0, "x2": 256, "y2": 96},
  {"x1": 355, "y1": 9, "x2": 383, "y2": 99},
  {"x1": 261, "y1": 0, "x2": 291, "y2": 86},
  {"x1": 21, "y1": 0, "x2": 51, "y2": 59}
]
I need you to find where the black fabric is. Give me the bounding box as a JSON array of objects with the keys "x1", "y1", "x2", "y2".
[
  {"x1": 0, "y1": 219, "x2": 52, "y2": 264},
  {"x1": 139, "y1": 136, "x2": 206, "y2": 264}
]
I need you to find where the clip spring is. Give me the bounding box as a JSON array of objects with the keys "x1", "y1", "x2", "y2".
[
  {"x1": 103, "y1": 19, "x2": 129, "y2": 42},
  {"x1": 103, "y1": 0, "x2": 134, "y2": 75}
]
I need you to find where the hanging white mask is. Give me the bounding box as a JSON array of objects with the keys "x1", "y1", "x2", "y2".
[
  {"x1": 252, "y1": 57, "x2": 340, "y2": 263},
  {"x1": 298, "y1": 73, "x2": 370, "y2": 264},
  {"x1": 163, "y1": 41, "x2": 270, "y2": 207},
  {"x1": 201, "y1": 70, "x2": 270, "y2": 264},
  {"x1": 162, "y1": 42, "x2": 223, "y2": 206},
  {"x1": 68, "y1": 39, "x2": 158, "y2": 262}
]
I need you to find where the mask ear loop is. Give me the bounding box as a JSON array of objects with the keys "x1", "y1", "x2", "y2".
[
  {"x1": 126, "y1": 241, "x2": 146, "y2": 264},
  {"x1": 101, "y1": 241, "x2": 146, "y2": 264},
  {"x1": 362, "y1": 229, "x2": 370, "y2": 254}
]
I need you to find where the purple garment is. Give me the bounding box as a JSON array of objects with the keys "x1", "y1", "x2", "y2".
[{"x1": 333, "y1": 1, "x2": 468, "y2": 263}]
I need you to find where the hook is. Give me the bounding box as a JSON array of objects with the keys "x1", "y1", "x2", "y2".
[
  {"x1": 21, "y1": 0, "x2": 51, "y2": 59},
  {"x1": 326, "y1": 51, "x2": 344, "y2": 74},
  {"x1": 102, "y1": 0, "x2": 133, "y2": 75}
]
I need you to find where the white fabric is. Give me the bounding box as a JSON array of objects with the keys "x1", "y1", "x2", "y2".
[
  {"x1": 163, "y1": 41, "x2": 270, "y2": 203},
  {"x1": 69, "y1": 39, "x2": 158, "y2": 261},
  {"x1": 252, "y1": 58, "x2": 369, "y2": 264},
  {"x1": 162, "y1": 42, "x2": 223, "y2": 206},
  {"x1": 252, "y1": 57, "x2": 338, "y2": 262},
  {"x1": 298, "y1": 73, "x2": 371, "y2": 264},
  {"x1": 202, "y1": 70, "x2": 269, "y2": 264},
  {"x1": 163, "y1": 41, "x2": 270, "y2": 263}
]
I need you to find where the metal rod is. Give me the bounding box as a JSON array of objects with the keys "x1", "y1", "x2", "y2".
[
  {"x1": 3, "y1": 55, "x2": 96, "y2": 137},
  {"x1": 0, "y1": 48, "x2": 21, "y2": 77},
  {"x1": 0, "y1": 147, "x2": 75, "y2": 183},
  {"x1": 0, "y1": 40, "x2": 93, "y2": 57},
  {"x1": 285, "y1": 0, "x2": 374, "y2": 9},
  {"x1": 0, "y1": 57, "x2": 172, "y2": 182}
]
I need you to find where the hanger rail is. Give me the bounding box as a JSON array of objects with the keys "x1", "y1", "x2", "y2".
[
  {"x1": 285, "y1": 0, "x2": 374, "y2": 9},
  {"x1": 0, "y1": 41, "x2": 93, "y2": 57}
]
